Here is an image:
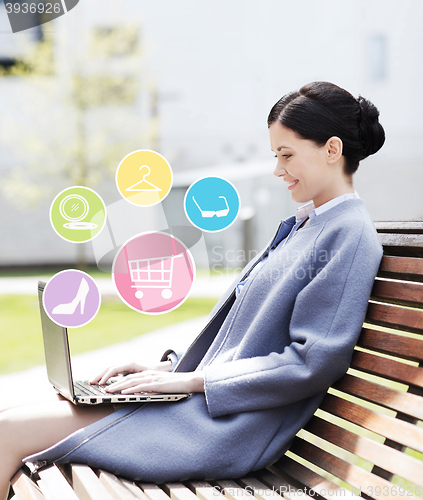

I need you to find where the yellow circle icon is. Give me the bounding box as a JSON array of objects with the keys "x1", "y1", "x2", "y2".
[{"x1": 115, "y1": 150, "x2": 173, "y2": 207}]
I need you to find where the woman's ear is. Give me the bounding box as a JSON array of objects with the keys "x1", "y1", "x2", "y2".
[{"x1": 326, "y1": 136, "x2": 343, "y2": 164}]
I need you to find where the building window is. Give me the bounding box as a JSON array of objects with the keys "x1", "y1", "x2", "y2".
[{"x1": 367, "y1": 35, "x2": 387, "y2": 81}]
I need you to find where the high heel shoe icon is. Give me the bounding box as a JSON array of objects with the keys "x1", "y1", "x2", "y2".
[{"x1": 52, "y1": 278, "x2": 89, "y2": 315}]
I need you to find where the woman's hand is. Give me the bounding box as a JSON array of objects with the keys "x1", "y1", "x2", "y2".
[
  {"x1": 90, "y1": 360, "x2": 172, "y2": 386},
  {"x1": 105, "y1": 370, "x2": 204, "y2": 394}
]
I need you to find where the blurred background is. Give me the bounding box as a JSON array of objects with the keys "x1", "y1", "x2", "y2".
[{"x1": 0, "y1": 0, "x2": 422, "y2": 376}]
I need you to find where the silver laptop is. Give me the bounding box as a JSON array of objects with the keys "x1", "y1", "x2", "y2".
[{"x1": 38, "y1": 281, "x2": 189, "y2": 405}]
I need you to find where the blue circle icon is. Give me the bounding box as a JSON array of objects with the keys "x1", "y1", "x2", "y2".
[{"x1": 184, "y1": 177, "x2": 240, "y2": 232}]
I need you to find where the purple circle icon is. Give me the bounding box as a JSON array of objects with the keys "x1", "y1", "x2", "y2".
[
  {"x1": 43, "y1": 270, "x2": 101, "y2": 328},
  {"x1": 112, "y1": 231, "x2": 195, "y2": 315}
]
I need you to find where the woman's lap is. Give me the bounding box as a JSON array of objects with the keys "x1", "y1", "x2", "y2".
[{"x1": 0, "y1": 398, "x2": 114, "y2": 466}]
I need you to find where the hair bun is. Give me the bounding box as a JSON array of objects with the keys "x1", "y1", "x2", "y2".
[
  {"x1": 268, "y1": 82, "x2": 385, "y2": 174},
  {"x1": 357, "y1": 95, "x2": 385, "y2": 158}
]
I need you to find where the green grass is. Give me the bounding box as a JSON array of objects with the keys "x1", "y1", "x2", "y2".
[
  {"x1": 0, "y1": 266, "x2": 108, "y2": 278},
  {"x1": 0, "y1": 266, "x2": 238, "y2": 278},
  {"x1": 0, "y1": 295, "x2": 218, "y2": 375}
]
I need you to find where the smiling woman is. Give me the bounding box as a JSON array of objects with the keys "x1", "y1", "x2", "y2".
[
  {"x1": 270, "y1": 125, "x2": 349, "y2": 208},
  {"x1": 269, "y1": 82, "x2": 385, "y2": 208},
  {"x1": 2, "y1": 82, "x2": 386, "y2": 500}
]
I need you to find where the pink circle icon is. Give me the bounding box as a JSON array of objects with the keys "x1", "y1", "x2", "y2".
[{"x1": 112, "y1": 232, "x2": 195, "y2": 315}]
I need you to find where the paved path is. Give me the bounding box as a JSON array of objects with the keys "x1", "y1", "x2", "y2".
[{"x1": 0, "y1": 274, "x2": 236, "y2": 297}]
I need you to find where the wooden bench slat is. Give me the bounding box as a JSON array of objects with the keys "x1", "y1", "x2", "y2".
[
  {"x1": 321, "y1": 394, "x2": 423, "y2": 453},
  {"x1": 304, "y1": 416, "x2": 423, "y2": 486},
  {"x1": 366, "y1": 302, "x2": 423, "y2": 334},
  {"x1": 37, "y1": 465, "x2": 79, "y2": 500},
  {"x1": 236, "y1": 477, "x2": 283, "y2": 499},
  {"x1": 71, "y1": 464, "x2": 116, "y2": 500},
  {"x1": 120, "y1": 477, "x2": 151, "y2": 500},
  {"x1": 186, "y1": 481, "x2": 226, "y2": 500},
  {"x1": 139, "y1": 483, "x2": 173, "y2": 500},
  {"x1": 371, "y1": 278, "x2": 423, "y2": 307},
  {"x1": 163, "y1": 482, "x2": 202, "y2": 500},
  {"x1": 98, "y1": 469, "x2": 140, "y2": 499},
  {"x1": 350, "y1": 350, "x2": 423, "y2": 388},
  {"x1": 378, "y1": 255, "x2": 423, "y2": 279},
  {"x1": 11, "y1": 469, "x2": 46, "y2": 500},
  {"x1": 290, "y1": 437, "x2": 420, "y2": 500},
  {"x1": 358, "y1": 328, "x2": 423, "y2": 362},
  {"x1": 212, "y1": 480, "x2": 254, "y2": 499},
  {"x1": 375, "y1": 222, "x2": 423, "y2": 233},
  {"x1": 265, "y1": 456, "x2": 347, "y2": 500},
  {"x1": 377, "y1": 233, "x2": 423, "y2": 248},
  {"x1": 36, "y1": 479, "x2": 54, "y2": 500},
  {"x1": 333, "y1": 373, "x2": 423, "y2": 420}
]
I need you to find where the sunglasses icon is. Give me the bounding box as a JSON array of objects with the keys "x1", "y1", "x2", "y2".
[{"x1": 192, "y1": 196, "x2": 230, "y2": 218}]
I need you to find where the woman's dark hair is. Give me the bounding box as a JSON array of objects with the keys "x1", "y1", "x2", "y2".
[{"x1": 267, "y1": 82, "x2": 385, "y2": 175}]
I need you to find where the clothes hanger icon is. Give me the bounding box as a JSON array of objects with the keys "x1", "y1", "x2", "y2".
[
  {"x1": 192, "y1": 196, "x2": 230, "y2": 217},
  {"x1": 126, "y1": 165, "x2": 162, "y2": 192}
]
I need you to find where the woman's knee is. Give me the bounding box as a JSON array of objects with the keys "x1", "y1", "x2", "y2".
[
  {"x1": 0, "y1": 401, "x2": 114, "y2": 461},
  {"x1": 0, "y1": 391, "x2": 65, "y2": 414},
  {"x1": 0, "y1": 410, "x2": 21, "y2": 445},
  {"x1": 0, "y1": 411, "x2": 28, "y2": 467}
]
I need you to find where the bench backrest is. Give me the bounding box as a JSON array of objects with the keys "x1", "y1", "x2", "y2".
[{"x1": 264, "y1": 222, "x2": 423, "y2": 500}]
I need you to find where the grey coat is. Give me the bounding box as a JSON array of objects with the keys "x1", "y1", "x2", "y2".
[{"x1": 26, "y1": 198, "x2": 383, "y2": 482}]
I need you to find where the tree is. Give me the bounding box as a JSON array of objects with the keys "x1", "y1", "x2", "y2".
[{"x1": 0, "y1": 23, "x2": 153, "y2": 267}]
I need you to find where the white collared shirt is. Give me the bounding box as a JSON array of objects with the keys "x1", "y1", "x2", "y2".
[
  {"x1": 235, "y1": 191, "x2": 360, "y2": 296},
  {"x1": 282, "y1": 191, "x2": 360, "y2": 248}
]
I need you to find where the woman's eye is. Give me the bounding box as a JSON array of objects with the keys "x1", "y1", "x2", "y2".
[{"x1": 273, "y1": 153, "x2": 291, "y2": 159}]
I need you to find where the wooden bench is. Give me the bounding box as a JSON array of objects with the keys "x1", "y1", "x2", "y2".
[{"x1": 10, "y1": 221, "x2": 423, "y2": 500}]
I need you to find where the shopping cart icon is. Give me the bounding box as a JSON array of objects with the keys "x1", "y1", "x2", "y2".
[{"x1": 128, "y1": 254, "x2": 183, "y2": 299}]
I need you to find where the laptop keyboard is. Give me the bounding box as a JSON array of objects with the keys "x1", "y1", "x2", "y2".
[
  {"x1": 74, "y1": 380, "x2": 121, "y2": 396},
  {"x1": 74, "y1": 380, "x2": 157, "y2": 398}
]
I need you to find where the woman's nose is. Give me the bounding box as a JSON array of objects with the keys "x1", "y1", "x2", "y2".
[{"x1": 273, "y1": 162, "x2": 286, "y2": 178}]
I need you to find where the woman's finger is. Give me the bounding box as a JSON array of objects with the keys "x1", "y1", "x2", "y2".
[
  {"x1": 91, "y1": 364, "x2": 136, "y2": 385},
  {"x1": 106, "y1": 372, "x2": 155, "y2": 393},
  {"x1": 121, "y1": 385, "x2": 155, "y2": 394},
  {"x1": 90, "y1": 367, "x2": 112, "y2": 384},
  {"x1": 107, "y1": 372, "x2": 181, "y2": 394},
  {"x1": 104, "y1": 371, "x2": 203, "y2": 395},
  {"x1": 97, "y1": 368, "x2": 122, "y2": 385}
]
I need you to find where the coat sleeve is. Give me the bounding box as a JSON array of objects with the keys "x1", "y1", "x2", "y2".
[
  {"x1": 203, "y1": 221, "x2": 383, "y2": 418},
  {"x1": 160, "y1": 349, "x2": 184, "y2": 371}
]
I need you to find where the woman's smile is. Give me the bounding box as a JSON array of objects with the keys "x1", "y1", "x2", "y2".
[{"x1": 286, "y1": 179, "x2": 299, "y2": 190}]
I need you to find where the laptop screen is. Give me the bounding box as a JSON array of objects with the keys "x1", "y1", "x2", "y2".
[{"x1": 38, "y1": 281, "x2": 75, "y2": 401}]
